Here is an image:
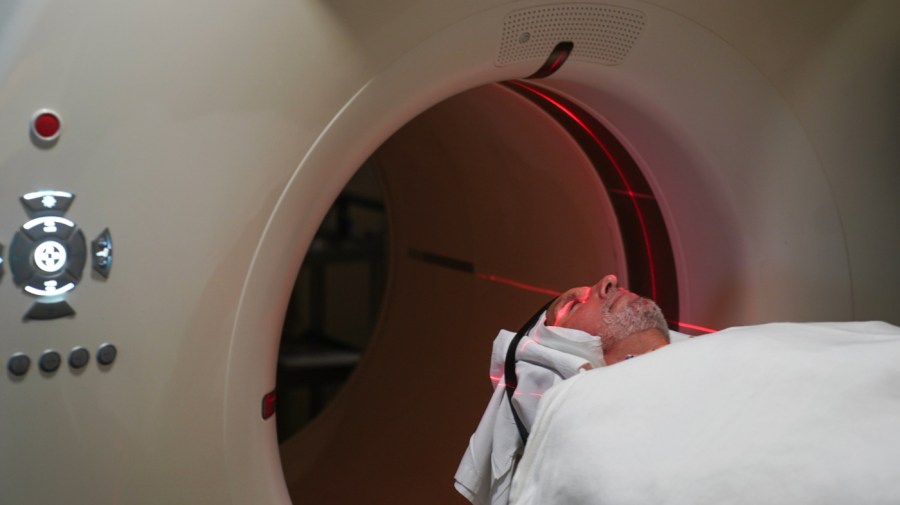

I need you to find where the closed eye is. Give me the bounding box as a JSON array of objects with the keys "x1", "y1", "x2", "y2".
[
  {"x1": 555, "y1": 299, "x2": 576, "y2": 321},
  {"x1": 549, "y1": 287, "x2": 590, "y2": 325}
]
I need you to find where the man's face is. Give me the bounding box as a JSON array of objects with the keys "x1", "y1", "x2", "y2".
[{"x1": 545, "y1": 275, "x2": 667, "y2": 345}]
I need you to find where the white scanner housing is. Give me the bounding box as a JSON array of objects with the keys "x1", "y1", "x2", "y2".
[{"x1": 1, "y1": 1, "x2": 898, "y2": 503}]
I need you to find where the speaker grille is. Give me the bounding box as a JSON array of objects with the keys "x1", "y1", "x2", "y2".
[{"x1": 497, "y1": 4, "x2": 646, "y2": 67}]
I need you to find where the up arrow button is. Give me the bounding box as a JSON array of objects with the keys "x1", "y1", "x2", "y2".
[{"x1": 20, "y1": 190, "x2": 74, "y2": 216}]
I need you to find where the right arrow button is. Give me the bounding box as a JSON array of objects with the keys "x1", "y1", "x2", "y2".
[{"x1": 91, "y1": 228, "x2": 113, "y2": 279}]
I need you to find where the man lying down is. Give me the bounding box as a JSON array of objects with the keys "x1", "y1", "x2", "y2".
[{"x1": 455, "y1": 275, "x2": 900, "y2": 505}]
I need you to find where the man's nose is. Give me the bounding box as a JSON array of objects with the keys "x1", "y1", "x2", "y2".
[{"x1": 597, "y1": 274, "x2": 618, "y2": 299}]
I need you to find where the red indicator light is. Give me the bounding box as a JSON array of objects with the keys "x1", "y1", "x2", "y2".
[
  {"x1": 261, "y1": 390, "x2": 277, "y2": 420},
  {"x1": 31, "y1": 110, "x2": 62, "y2": 142}
]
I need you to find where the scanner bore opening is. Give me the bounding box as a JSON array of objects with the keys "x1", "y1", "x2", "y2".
[{"x1": 276, "y1": 82, "x2": 678, "y2": 471}]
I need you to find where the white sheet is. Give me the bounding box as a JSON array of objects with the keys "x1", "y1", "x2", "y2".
[
  {"x1": 510, "y1": 322, "x2": 900, "y2": 505},
  {"x1": 455, "y1": 314, "x2": 603, "y2": 505}
]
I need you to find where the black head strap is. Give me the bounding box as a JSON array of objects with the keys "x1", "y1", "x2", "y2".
[{"x1": 504, "y1": 298, "x2": 556, "y2": 445}]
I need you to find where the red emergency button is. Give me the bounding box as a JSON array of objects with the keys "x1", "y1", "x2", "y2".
[{"x1": 31, "y1": 109, "x2": 62, "y2": 142}]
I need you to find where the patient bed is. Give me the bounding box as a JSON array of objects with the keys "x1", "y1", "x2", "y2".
[{"x1": 510, "y1": 322, "x2": 900, "y2": 505}]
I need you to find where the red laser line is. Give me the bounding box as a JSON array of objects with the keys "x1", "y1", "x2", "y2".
[
  {"x1": 675, "y1": 321, "x2": 717, "y2": 334},
  {"x1": 510, "y1": 81, "x2": 659, "y2": 301},
  {"x1": 476, "y1": 273, "x2": 562, "y2": 297},
  {"x1": 481, "y1": 85, "x2": 718, "y2": 335}
]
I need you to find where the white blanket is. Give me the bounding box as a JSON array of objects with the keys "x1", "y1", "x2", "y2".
[{"x1": 510, "y1": 321, "x2": 900, "y2": 505}]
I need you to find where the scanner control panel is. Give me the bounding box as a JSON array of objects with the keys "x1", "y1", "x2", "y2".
[{"x1": 2, "y1": 191, "x2": 113, "y2": 320}]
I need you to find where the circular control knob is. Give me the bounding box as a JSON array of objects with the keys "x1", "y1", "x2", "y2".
[
  {"x1": 9, "y1": 219, "x2": 87, "y2": 297},
  {"x1": 34, "y1": 240, "x2": 67, "y2": 273}
]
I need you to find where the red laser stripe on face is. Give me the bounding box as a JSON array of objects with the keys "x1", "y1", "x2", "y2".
[{"x1": 479, "y1": 272, "x2": 716, "y2": 335}]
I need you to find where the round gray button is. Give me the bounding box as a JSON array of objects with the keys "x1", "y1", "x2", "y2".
[
  {"x1": 8, "y1": 353, "x2": 31, "y2": 376},
  {"x1": 39, "y1": 350, "x2": 62, "y2": 373},
  {"x1": 68, "y1": 347, "x2": 90, "y2": 369},
  {"x1": 96, "y1": 344, "x2": 117, "y2": 366}
]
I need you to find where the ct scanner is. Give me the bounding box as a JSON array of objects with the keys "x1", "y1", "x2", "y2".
[{"x1": 1, "y1": 0, "x2": 898, "y2": 503}]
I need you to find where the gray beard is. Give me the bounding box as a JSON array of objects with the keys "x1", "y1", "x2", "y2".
[{"x1": 599, "y1": 297, "x2": 669, "y2": 349}]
